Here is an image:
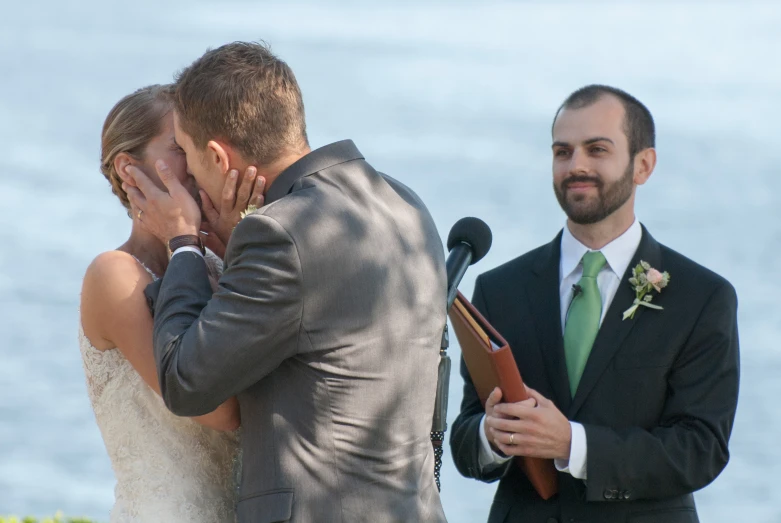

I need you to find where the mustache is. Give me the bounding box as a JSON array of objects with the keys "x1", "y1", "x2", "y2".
[{"x1": 562, "y1": 175, "x2": 603, "y2": 189}]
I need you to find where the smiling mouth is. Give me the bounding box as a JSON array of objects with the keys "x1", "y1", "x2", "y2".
[
  {"x1": 563, "y1": 176, "x2": 601, "y2": 190},
  {"x1": 567, "y1": 184, "x2": 597, "y2": 190}
]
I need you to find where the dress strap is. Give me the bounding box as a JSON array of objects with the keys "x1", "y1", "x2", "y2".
[{"x1": 131, "y1": 255, "x2": 160, "y2": 281}]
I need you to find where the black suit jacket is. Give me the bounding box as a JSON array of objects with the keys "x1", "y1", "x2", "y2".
[{"x1": 450, "y1": 226, "x2": 739, "y2": 523}]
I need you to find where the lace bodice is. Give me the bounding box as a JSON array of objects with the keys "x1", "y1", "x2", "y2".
[{"x1": 79, "y1": 254, "x2": 239, "y2": 522}]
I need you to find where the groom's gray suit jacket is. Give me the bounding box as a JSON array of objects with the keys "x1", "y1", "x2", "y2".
[{"x1": 145, "y1": 140, "x2": 448, "y2": 523}]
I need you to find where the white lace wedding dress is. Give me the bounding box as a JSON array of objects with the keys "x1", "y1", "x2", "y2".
[{"x1": 79, "y1": 256, "x2": 240, "y2": 522}]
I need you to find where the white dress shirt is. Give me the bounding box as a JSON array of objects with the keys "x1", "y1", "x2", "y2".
[
  {"x1": 477, "y1": 219, "x2": 642, "y2": 480},
  {"x1": 172, "y1": 246, "x2": 205, "y2": 258}
]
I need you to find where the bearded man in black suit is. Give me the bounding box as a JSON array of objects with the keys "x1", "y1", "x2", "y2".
[{"x1": 450, "y1": 85, "x2": 740, "y2": 523}]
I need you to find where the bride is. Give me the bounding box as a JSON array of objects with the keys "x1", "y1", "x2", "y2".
[{"x1": 79, "y1": 85, "x2": 263, "y2": 522}]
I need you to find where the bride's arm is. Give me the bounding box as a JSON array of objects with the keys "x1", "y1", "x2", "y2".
[{"x1": 80, "y1": 250, "x2": 240, "y2": 431}]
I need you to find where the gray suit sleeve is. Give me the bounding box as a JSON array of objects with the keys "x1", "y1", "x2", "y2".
[{"x1": 152, "y1": 213, "x2": 303, "y2": 416}]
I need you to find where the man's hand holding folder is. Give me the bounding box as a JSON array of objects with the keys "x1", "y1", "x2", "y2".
[
  {"x1": 483, "y1": 387, "x2": 535, "y2": 454},
  {"x1": 485, "y1": 385, "x2": 573, "y2": 463}
]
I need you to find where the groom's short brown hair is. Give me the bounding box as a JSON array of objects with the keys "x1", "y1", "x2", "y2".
[{"x1": 173, "y1": 41, "x2": 308, "y2": 164}]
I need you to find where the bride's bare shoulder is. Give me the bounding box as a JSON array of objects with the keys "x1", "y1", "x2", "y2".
[
  {"x1": 81, "y1": 251, "x2": 154, "y2": 349},
  {"x1": 83, "y1": 251, "x2": 154, "y2": 296}
]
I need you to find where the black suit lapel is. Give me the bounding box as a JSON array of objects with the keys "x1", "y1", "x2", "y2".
[
  {"x1": 568, "y1": 225, "x2": 662, "y2": 418},
  {"x1": 526, "y1": 232, "x2": 572, "y2": 412}
]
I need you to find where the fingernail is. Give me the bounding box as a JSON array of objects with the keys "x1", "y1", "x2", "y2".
[
  {"x1": 230, "y1": 170, "x2": 238, "y2": 178},
  {"x1": 156, "y1": 159, "x2": 168, "y2": 171},
  {"x1": 121, "y1": 183, "x2": 127, "y2": 191}
]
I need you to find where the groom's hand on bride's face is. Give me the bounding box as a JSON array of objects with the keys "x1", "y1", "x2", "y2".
[{"x1": 120, "y1": 160, "x2": 202, "y2": 244}]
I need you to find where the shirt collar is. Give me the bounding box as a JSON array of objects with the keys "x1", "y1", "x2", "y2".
[
  {"x1": 265, "y1": 139, "x2": 364, "y2": 205},
  {"x1": 560, "y1": 219, "x2": 642, "y2": 280}
]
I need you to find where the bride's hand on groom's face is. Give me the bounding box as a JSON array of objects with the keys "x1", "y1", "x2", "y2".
[
  {"x1": 199, "y1": 166, "x2": 265, "y2": 253},
  {"x1": 121, "y1": 160, "x2": 202, "y2": 243}
]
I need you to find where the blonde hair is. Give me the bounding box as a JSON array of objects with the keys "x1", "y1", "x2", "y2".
[{"x1": 100, "y1": 84, "x2": 173, "y2": 213}]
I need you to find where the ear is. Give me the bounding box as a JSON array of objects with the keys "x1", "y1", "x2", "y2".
[
  {"x1": 113, "y1": 152, "x2": 135, "y2": 178},
  {"x1": 206, "y1": 140, "x2": 232, "y2": 176},
  {"x1": 633, "y1": 147, "x2": 656, "y2": 186}
]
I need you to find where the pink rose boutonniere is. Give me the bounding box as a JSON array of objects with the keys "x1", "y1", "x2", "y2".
[{"x1": 622, "y1": 261, "x2": 671, "y2": 321}]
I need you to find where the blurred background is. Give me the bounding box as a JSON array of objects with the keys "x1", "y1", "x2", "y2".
[{"x1": 1, "y1": 0, "x2": 778, "y2": 521}]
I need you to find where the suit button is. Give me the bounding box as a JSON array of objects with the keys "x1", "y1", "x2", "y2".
[
  {"x1": 603, "y1": 488, "x2": 614, "y2": 500},
  {"x1": 623, "y1": 491, "x2": 631, "y2": 500}
]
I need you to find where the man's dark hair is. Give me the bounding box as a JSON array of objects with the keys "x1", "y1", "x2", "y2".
[{"x1": 553, "y1": 85, "x2": 655, "y2": 158}]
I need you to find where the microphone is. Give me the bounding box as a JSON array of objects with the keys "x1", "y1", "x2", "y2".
[{"x1": 445, "y1": 217, "x2": 493, "y2": 310}]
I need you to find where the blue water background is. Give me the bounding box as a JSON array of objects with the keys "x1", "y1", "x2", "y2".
[{"x1": 1, "y1": 1, "x2": 779, "y2": 520}]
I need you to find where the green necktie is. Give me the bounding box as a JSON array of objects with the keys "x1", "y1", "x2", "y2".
[{"x1": 564, "y1": 251, "x2": 607, "y2": 397}]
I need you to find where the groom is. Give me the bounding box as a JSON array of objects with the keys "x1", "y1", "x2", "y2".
[
  {"x1": 120, "y1": 42, "x2": 447, "y2": 522},
  {"x1": 450, "y1": 85, "x2": 740, "y2": 522}
]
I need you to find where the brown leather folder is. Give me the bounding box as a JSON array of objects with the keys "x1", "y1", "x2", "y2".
[{"x1": 449, "y1": 291, "x2": 558, "y2": 500}]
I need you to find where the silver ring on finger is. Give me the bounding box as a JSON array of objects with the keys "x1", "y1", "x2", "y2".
[
  {"x1": 137, "y1": 209, "x2": 143, "y2": 219},
  {"x1": 509, "y1": 433, "x2": 515, "y2": 445}
]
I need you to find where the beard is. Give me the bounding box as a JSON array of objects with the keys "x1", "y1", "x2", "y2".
[{"x1": 554, "y1": 161, "x2": 635, "y2": 225}]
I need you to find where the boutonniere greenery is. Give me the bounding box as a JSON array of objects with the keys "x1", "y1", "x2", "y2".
[
  {"x1": 240, "y1": 204, "x2": 258, "y2": 221},
  {"x1": 622, "y1": 261, "x2": 670, "y2": 321},
  {"x1": 233, "y1": 205, "x2": 259, "y2": 233}
]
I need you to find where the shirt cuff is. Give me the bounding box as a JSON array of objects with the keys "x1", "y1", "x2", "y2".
[
  {"x1": 554, "y1": 421, "x2": 587, "y2": 480},
  {"x1": 171, "y1": 246, "x2": 205, "y2": 259},
  {"x1": 477, "y1": 415, "x2": 512, "y2": 471}
]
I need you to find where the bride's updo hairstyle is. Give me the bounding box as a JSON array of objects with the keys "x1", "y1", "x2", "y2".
[{"x1": 99, "y1": 84, "x2": 173, "y2": 214}]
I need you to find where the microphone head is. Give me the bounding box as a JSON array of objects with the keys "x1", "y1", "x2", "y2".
[{"x1": 446, "y1": 217, "x2": 492, "y2": 264}]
